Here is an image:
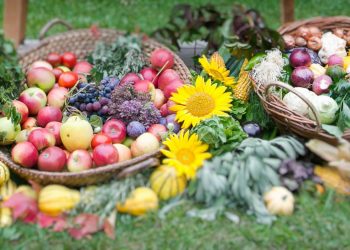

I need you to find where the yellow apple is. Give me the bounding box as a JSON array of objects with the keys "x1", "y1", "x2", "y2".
[{"x1": 60, "y1": 116, "x2": 93, "y2": 152}]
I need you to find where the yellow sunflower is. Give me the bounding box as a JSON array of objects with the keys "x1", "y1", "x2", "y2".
[
  {"x1": 161, "y1": 130, "x2": 211, "y2": 179},
  {"x1": 199, "y1": 53, "x2": 235, "y2": 87},
  {"x1": 170, "y1": 76, "x2": 232, "y2": 128}
]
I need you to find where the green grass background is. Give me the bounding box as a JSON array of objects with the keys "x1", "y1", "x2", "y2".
[
  {"x1": 1, "y1": 0, "x2": 350, "y2": 249},
  {"x1": 1, "y1": 0, "x2": 350, "y2": 38}
]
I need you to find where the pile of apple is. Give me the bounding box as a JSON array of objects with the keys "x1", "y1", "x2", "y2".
[{"x1": 1, "y1": 47, "x2": 184, "y2": 173}]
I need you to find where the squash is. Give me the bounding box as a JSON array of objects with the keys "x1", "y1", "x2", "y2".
[
  {"x1": 0, "y1": 180, "x2": 17, "y2": 201},
  {"x1": 0, "y1": 162, "x2": 10, "y2": 186},
  {"x1": 314, "y1": 165, "x2": 350, "y2": 195},
  {"x1": 263, "y1": 186, "x2": 294, "y2": 216},
  {"x1": 117, "y1": 187, "x2": 158, "y2": 216},
  {"x1": 38, "y1": 185, "x2": 80, "y2": 216},
  {"x1": 0, "y1": 207, "x2": 12, "y2": 228},
  {"x1": 15, "y1": 185, "x2": 37, "y2": 200},
  {"x1": 150, "y1": 165, "x2": 187, "y2": 200}
]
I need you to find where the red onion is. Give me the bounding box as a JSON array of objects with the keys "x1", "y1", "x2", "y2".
[
  {"x1": 289, "y1": 48, "x2": 312, "y2": 68},
  {"x1": 291, "y1": 66, "x2": 314, "y2": 88},
  {"x1": 327, "y1": 54, "x2": 344, "y2": 67},
  {"x1": 312, "y1": 75, "x2": 333, "y2": 95}
]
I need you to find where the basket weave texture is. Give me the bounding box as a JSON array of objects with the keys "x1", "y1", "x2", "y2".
[
  {"x1": 0, "y1": 27, "x2": 191, "y2": 187},
  {"x1": 252, "y1": 16, "x2": 350, "y2": 145}
]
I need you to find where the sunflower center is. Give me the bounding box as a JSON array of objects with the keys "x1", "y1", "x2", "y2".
[
  {"x1": 176, "y1": 148, "x2": 195, "y2": 165},
  {"x1": 186, "y1": 92, "x2": 215, "y2": 117}
]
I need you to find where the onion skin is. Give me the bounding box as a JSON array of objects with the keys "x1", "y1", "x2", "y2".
[
  {"x1": 309, "y1": 26, "x2": 322, "y2": 38},
  {"x1": 333, "y1": 28, "x2": 345, "y2": 38},
  {"x1": 328, "y1": 54, "x2": 344, "y2": 67},
  {"x1": 312, "y1": 75, "x2": 332, "y2": 95},
  {"x1": 307, "y1": 36, "x2": 322, "y2": 51},
  {"x1": 296, "y1": 27, "x2": 311, "y2": 39},
  {"x1": 290, "y1": 48, "x2": 312, "y2": 68},
  {"x1": 295, "y1": 37, "x2": 307, "y2": 47},
  {"x1": 291, "y1": 66, "x2": 314, "y2": 88}
]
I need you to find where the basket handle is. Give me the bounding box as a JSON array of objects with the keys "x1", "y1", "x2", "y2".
[
  {"x1": 39, "y1": 19, "x2": 73, "y2": 40},
  {"x1": 263, "y1": 81, "x2": 322, "y2": 132},
  {"x1": 117, "y1": 157, "x2": 159, "y2": 179}
]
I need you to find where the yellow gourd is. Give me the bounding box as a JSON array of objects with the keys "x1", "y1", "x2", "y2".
[
  {"x1": 263, "y1": 186, "x2": 294, "y2": 216},
  {"x1": 0, "y1": 162, "x2": 10, "y2": 185},
  {"x1": 15, "y1": 185, "x2": 37, "y2": 200},
  {"x1": 0, "y1": 180, "x2": 17, "y2": 201},
  {"x1": 117, "y1": 187, "x2": 158, "y2": 216},
  {"x1": 0, "y1": 207, "x2": 12, "y2": 228},
  {"x1": 38, "y1": 185, "x2": 80, "y2": 216},
  {"x1": 314, "y1": 166, "x2": 350, "y2": 195},
  {"x1": 232, "y1": 59, "x2": 252, "y2": 102},
  {"x1": 150, "y1": 165, "x2": 187, "y2": 200}
]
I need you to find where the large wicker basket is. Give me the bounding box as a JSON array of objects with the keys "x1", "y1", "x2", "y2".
[
  {"x1": 252, "y1": 16, "x2": 350, "y2": 145},
  {"x1": 0, "y1": 20, "x2": 191, "y2": 187}
]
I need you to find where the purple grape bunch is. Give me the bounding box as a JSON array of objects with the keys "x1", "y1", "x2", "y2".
[{"x1": 68, "y1": 76, "x2": 119, "y2": 119}]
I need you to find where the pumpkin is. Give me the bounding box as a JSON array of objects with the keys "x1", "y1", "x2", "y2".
[
  {"x1": 0, "y1": 180, "x2": 17, "y2": 201},
  {"x1": 38, "y1": 185, "x2": 80, "y2": 216},
  {"x1": 15, "y1": 185, "x2": 37, "y2": 200},
  {"x1": 314, "y1": 165, "x2": 350, "y2": 195},
  {"x1": 117, "y1": 187, "x2": 158, "y2": 216},
  {"x1": 0, "y1": 207, "x2": 12, "y2": 228},
  {"x1": 0, "y1": 162, "x2": 10, "y2": 186},
  {"x1": 150, "y1": 165, "x2": 187, "y2": 200},
  {"x1": 263, "y1": 186, "x2": 295, "y2": 216}
]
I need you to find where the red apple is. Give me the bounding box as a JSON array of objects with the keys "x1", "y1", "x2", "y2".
[
  {"x1": 22, "y1": 117, "x2": 37, "y2": 129},
  {"x1": 113, "y1": 144, "x2": 132, "y2": 162},
  {"x1": 150, "y1": 48, "x2": 174, "y2": 70},
  {"x1": 153, "y1": 89, "x2": 165, "y2": 109},
  {"x1": 61, "y1": 52, "x2": 77, "y2": 69},
  {"x1": 37, "y1": 106, "x2": 63, "y2": 127},
  {"x1": 28, "y1": 128, "x2": 56, "y2": 151},
  {"x1": 160, "y1": 104, "x2": 169, "y2": 117},
  {"x1": 147, "y1": 124, "x2": 167, "y2": 141},
  {"x1": 12, "y1": 100, "x2": 29, "y2": 124},
  {"x1": 93, "y1": 144, "x2": 119, "y2": 167},
  {"x1": 163, "y1": 79, "x2": 183, "y2": 99},
  {"x1": 91, "y1": 133, "x2": 112, "y2": 149},
  {"x1": 64, "y1": 150, "x2": 70, "y2": 160},
  {"x1": 158, "y1": 69, "x2": 180, "y2": 90},
  {"x1": 47, "y1": 87, "x2": 68, "y2": 109},
  {"x1": 45, "y1": 121, "x2": 62, "y2": 145},
  {"x1": 134, "y1": 80, "x2": 154, "y2": 93},
  {"x1": 29, "y1": 60, "x2": 53, "y2": 71},
  {"x1": 15, "y1": 127, "x2": 39, "y2": 143},
  {"x1": 120, "y1": 73, "x2": 141, "y2": 85},
  {"x1": 11, "y1": 141, "x2": 38, "y2": 168},
  {"x1": 102, "y1": 119, "x2": 126, "y2": 143},
  {"x1": 27, "y1": 67, "x2": 56, "y2": 93},
  {"x1": 73, "y1": 61, "x2": 93, "y2": 74},
  {"x1": 140, "y1": 68, "x2": 159, "y2": 86},
  {"x1": 166, "y1": 100, "x2": 176, "y2": 114},
  {"x1": 130, "y1": 141, "x2": 142, "y2": 157},
  {"x1": 46, "y1": 53, "x2": 62, "y2": 67},
  {"x1": 67, "y1": 149, "x2": 92, "y2": 172},
  {"x1": 52, "y1": 68, "x2": 63, "y2": 82},
  {"x1": 19, "y1": 87, "x2": 47, "y2": 115},
  {"x1": 38, "y1": 146, "x2": 66, "y2": 172}
]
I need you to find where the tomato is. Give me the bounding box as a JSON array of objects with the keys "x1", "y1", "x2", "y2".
[
  {"x1": 58, "y1": 72, "x2": 78, "y2": 88},
  {"x1": 91, "y1": 133, "x2": 112, "y2": 149},
  {"x1": 46, "y1": 53, "x2": 61, "y2": 67},
  {"x1": 61, "y1": 52, "x2": 77, "y2": 69}
]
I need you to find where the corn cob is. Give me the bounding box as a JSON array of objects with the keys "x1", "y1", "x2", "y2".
[
  {"x1": 232, "y1": 59, "x2": 252, "y2": 102},
  {"x1": 210, "y1": 52, "x2": 226, "y2": 68}
]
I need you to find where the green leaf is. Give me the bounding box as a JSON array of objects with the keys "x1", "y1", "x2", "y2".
[
  {"x1": 89, "y1": 115, "x2": 103, "y2": 129},
  {"x1": 322, "y1": 124, "x2": 343, "y2": 138},
  {"x1": 337, "y1": 103, "x2": 350, "y2": 132}
]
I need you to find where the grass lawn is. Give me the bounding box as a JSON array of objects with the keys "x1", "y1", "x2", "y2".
[
  {"x1": 1, "y1": 190, "x2": 350, "y2": 249},
  {"x1": 1, "y1": 0, "x2": 350, "y2": 38}
]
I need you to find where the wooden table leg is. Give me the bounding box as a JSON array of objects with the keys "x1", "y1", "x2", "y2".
[
  {"x1": 280, "y1": 0, "x2": 294, "y2": 24},
  {"x1": 3, "y1": 0, "x2": 28, "y2": 47}
]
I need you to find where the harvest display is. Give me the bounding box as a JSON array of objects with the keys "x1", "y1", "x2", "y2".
[{"x1": 1, "y1": 12, "x2": 350, "y2": 240}]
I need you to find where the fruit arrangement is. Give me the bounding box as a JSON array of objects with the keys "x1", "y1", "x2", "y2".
[
  {"x1": 1, "y1": 35, "x2": 187, "y2": 174},
  {"x1": 250, "y1": 28, "x2": 350, "y2": 138}
]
